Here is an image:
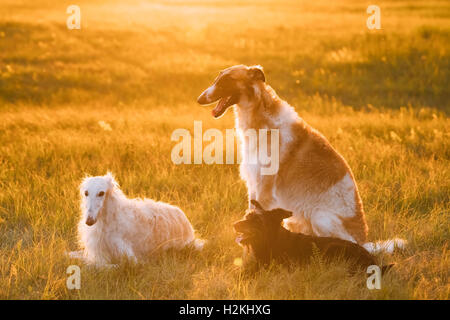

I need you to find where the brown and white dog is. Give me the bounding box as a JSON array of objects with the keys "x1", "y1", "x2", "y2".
[{"x1": 198, "y1": 64, "x2": 406, "y2": 253}]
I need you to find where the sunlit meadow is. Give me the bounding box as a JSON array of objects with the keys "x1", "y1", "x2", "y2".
[{"x1": 0, "y1": 0, "x2": 448, "y2": 299}]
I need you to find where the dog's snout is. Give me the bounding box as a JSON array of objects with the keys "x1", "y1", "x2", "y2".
[
  {"x1": 197, "y1": 86, "x2": 216, "y2": 105},
  {"x1": 197, "y1": 91, "x2": 208, "y2": 105},
  {"x1": 85, "y1": 216, "x2": 96, "y2": 226}
]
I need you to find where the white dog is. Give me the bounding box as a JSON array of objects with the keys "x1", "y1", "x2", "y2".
[{"x1": 69, "y1": 173, "x2": 204, "y2": 266}]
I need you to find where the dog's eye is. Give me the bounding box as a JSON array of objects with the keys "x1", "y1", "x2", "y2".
[
  {"x1": 98, "y1": 191, "x2": 105, "y2": 197},
  {"x1": 84, "y1": 191, "x2": 88, "y2": 196}
]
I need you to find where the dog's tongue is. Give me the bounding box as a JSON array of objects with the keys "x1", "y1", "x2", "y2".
[
  {"x1": 235, "y1": 235, "x2": 243, "y2": 244},
  {"x1": 212, "y1": 96, "x2": 231, "y2": 118}
]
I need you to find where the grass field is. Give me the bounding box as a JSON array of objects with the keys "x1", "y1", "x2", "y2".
[{"x1": 0, "y1": 0, "x2": 449, "y2": 299}]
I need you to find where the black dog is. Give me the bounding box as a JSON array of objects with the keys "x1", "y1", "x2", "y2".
[{"x1": 234, "y1": 200, "x2": 393, "y2": 273}]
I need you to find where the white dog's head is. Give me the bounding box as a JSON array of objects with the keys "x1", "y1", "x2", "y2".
[{"x1": 80, "y1": 172, "x2": 117, "y2": 226}]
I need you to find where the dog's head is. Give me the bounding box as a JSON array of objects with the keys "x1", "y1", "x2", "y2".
[
  {"x1": 197, "y1": 65, "x2": 265, "y2": 118},
  {"x1": 233, "y1": 200, "x2": 292, "y2": 247},
  {"x1": 80, "y1": 172, "x2": 117, "y2": 226}
]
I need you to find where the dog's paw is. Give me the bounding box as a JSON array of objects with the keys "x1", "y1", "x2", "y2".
[{"x1": 192, "y1": 238, "x2": 206, "y2": 251}]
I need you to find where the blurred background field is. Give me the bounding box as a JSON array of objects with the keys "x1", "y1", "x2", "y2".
[{"x1": 0, "y1": 0, "x2": 448, "y2": 299}]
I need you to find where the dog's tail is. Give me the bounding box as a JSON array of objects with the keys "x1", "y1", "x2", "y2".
[
  {"x1": 190, "y1": 238, "x2": 206, "y2": 251},
  {"x1": 363, "y1": 238, "x2": 407, "y2": 254}
]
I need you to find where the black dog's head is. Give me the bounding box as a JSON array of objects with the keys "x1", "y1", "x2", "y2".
[{"x1": 233, "y1": 200, "x2": 292, "y2": 248}]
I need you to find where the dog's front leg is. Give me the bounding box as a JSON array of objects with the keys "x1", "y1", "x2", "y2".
[
  {"x1": 247, "y1": 188, "x2": 257, "y2": 208},
  {"x1": 243, "y1": 163, "x2": 276, "y2": 209},
  {"x1": 67, "y1": 250, "x2": 112, "y2": 267},
  {"x1": 253, "y1": 175, "x2": 276, "y2": 209},
  {"x1": 117, "y1": 241, "x2": 138, "y2": 264}
]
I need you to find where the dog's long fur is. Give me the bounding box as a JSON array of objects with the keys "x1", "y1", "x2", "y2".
[
  {"x1": 234, "y1": 200, "x2": 393, "y2": 273},
  {"x1": 71, "y1": 173, "x2": 203, "y2": 266},
  {"x1": 198, "y1": 65, "x2": 406, "y2": 253}
]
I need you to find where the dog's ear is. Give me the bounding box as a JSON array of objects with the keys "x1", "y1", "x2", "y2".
[
  {"x1": 272, "y1": 208, "x2": 293, "y2": 220},
  {"x1": 248, "y1": 65, "x2": 265, "y2": 82},
  {"x1": 104, "y1": 172, "x2": 117, "y2": 190},
  {"x1": 250, "y1": 199, "x2": 265, "y2": 211}
]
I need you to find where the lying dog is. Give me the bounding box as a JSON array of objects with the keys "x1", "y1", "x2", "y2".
[
  {"x1": 234, "y1": 200, "x2": 393, "y2": 273},
  {"x1": 69, "y1": 173, "x2": 204, "y2": 266}
]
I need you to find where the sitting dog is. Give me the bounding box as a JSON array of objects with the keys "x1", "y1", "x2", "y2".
[
  {"x1": 234, "y1": 200, "x2": 393, "y2": 273},
  {"x1": 198, "y1": 65, "x2": 406, "y2": 254},
  {"x1": 69, "y1": 172, "x2": 204, "y2": 267}
]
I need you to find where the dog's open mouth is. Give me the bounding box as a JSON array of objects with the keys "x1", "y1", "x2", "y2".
[
  {"x1": 235, "y1": 233, "x2": 253, "y2": 245},
  {"x1": 233, "y1": 221, "x2": 255, "y2": 245},
  {"x1": 212, "y1": 95, "x2": 238, "y2": 118}
]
